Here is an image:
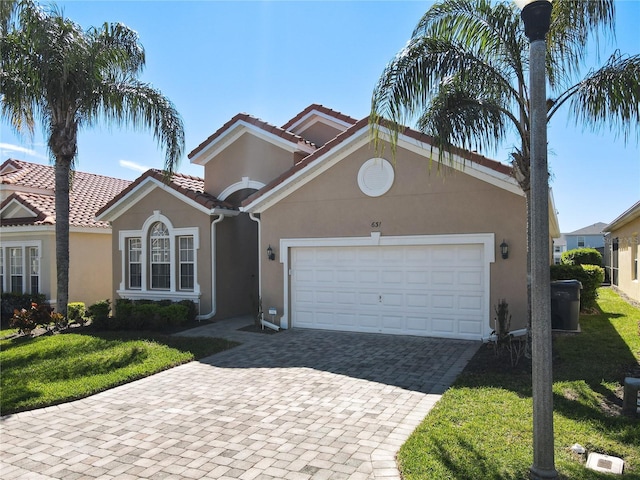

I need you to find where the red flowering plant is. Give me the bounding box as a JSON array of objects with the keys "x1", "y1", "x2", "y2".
[{"x1": 10, "y1": 302, "x2": 56, "y2": 335}]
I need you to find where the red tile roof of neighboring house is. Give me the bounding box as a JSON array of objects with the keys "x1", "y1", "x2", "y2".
[
  {"x1": 241, "y1": 117, "x2": 514, "y2": 207},
  {"x1": 96, "y1": 169, "x2": 235, "y2": 218},
  {"x1": 188, "y1": 112, "x2": 317, "y2": 160},
  {"x1": 280, "y1": 104, "x2": 359, "y2": 130},
  {"x1": 0, "y1": 159, "x2": 132, "y2": 228}
]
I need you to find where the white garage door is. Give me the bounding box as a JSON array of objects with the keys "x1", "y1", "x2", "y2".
[{"x1": 291, "y1": 244, "x2": 486, "y2": 339}]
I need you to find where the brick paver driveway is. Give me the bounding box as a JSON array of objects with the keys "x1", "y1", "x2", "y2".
[{"x1": 1, "y1": 317, "x2": 479, "y2": 480}]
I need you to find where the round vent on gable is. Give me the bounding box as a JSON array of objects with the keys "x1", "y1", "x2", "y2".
[{"x1": 357, "y1": 158, "x2": 394, "y2": 197}]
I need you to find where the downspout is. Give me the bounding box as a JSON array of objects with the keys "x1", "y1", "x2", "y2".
[
  {"x1": 197, "y1": 213, "x2": 225, "y2": 320},
  {"x1": 249, "y1": 212, "x2": 279, "y2": 331}
]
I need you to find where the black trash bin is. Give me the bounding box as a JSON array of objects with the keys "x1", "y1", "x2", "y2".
[{"x1": 550, "y1": 280, "x2": 582, "y2": 330}]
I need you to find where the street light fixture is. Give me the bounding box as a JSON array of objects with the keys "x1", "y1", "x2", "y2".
[{"x1": 514, "y1": 1, "x2": 558, "y2": 479}]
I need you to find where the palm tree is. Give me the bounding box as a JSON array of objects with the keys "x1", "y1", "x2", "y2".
[
  {"x1": 1, "y1": 0, "x2": 185, "y2": 317},
  {"x1": 370, "y1": 0, "x2": 639, "y2": 341}
]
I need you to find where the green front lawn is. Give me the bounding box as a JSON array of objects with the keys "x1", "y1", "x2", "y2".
[
  {"x1": 399, "y1": 287, "x2": 640, "y2": 479},
  {"x1": 0, "y1": 330, "x2": 238, "y2": 415}
]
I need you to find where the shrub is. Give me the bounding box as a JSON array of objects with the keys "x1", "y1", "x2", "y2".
[
  {"x1": 9, "y1": 302, "x2": 55, "y2": 334},
  {"x1": 1, "y1": 292, "x2": 47, "y2": 326},
  {"x1": 67, "y1": 302, "x2": 86, "y2": 325},
  {"x1": 87, "y1": 299, "x2": 111, "y2": 328},
  {"x1": 550, "y1": 264, "x2": 605, "y2": 311},
  {"x1": 178, "y1": 300, "x2": 198, "y2": 323},
  {"x1": 561, "y1": 247, "x2": 603, "y2": 266},
  {"x1": 113, "y1": 299, "x2": 191, "y2": 330}
]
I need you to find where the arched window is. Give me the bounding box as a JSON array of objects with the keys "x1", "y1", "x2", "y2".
[
  {"x1": 150, "y1": 222, "x2": 170, "y2": 289},
  {"x1": 119, "y1": 213, "x2": 199, "y2": 299}
]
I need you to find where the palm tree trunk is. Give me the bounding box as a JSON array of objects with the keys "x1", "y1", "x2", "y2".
[{"x1": 54, "y1": 159, "x2": 71, "y2": 318}]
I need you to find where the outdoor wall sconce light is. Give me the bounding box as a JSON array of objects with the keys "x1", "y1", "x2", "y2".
[
  {"x1": 500, "y1": 240, "x2": 509, "y2": 259},
  {"x1": 267, "y1": 245, "x2": 275, "y2": 261}
]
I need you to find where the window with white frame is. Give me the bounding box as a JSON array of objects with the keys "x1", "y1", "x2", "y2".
[
  {"x1": 150, "y1": 222, "x2": 171, "y2": 289},
  {"x1": 577, "y1": 236, "x2": 585, "y2": 248},
  {"x1": 633, "y1": 234, "x2": 638, "y2": 281},
  {"x1": 28, "y1": 247, "x2": 39, "y2": 294},
  {"x1": 119, "y1": 214, "x2": 199, "y2": 297},
  {"x1": 9, "y1": 247, "x2": 23, "y2": 293},
  {"x1": 128, "y1": 238, "x2": 142, "y2": 288},
  {"x1": 179, "y1": 236, "x2": 194, "y2": 290},
  {"x1": 0, "y1": 243, "x2": 41, "y2": 294}
]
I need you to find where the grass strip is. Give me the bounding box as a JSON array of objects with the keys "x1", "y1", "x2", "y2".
[
  {"x1": 398, "y1": 287, "x2": 640, "y2": 479},
  {"x1": 1, "y1": 330, "x2": 238, "y2": 415}
]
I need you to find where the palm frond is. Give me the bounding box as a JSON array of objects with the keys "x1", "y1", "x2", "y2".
[{"x1": 560, "y1": 52, "x2": 640, "y2": 143}]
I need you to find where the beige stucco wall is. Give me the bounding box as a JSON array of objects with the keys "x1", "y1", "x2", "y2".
[
  {"x1": 610, "y1": 219, "x2": 640, "y2": 302},
  {"x1": 259, "y1": 143, "x2": 528, "y2": 332},
  {"x1": 69, "y1": 231, "x2": 113, "y2": 306},
  {"x1": 294, "y1": 122, "x2": 343, "y2": 147},
  {"x1": 203, "y1": 133, "x2": 296, "y2": 197},
  {"x1": 0, "y1": 228, "x2": 112, "y2": 309}
]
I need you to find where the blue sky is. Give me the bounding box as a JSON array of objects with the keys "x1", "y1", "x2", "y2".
[{"x1": 1, "y1": 0, "x2": 638, "y2": 233}]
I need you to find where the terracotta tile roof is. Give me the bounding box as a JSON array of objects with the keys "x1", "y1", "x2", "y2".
[
  {"x1": 280, "y1": 104, "x2": 359, "y2": 130},
  {"x1": 96, "y1": 169, "x2": 235, "y2": 218},
  {"x1": 1, "y1": 159, "x2": 132, "y2": 229},
  {"x1": 188, "y1": 113, "x2": 317, "y2": 160},
  {"x1": 242, "y1": 117, "x2": 514, "y2": 208}
]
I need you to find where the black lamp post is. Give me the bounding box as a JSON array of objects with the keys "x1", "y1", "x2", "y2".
[{"x1": 514, "y1": 1, "x2": 557, "y2": 479}]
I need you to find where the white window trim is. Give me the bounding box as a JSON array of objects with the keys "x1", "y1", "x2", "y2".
[
  {"x1": 0, "y1": 240, "x2": 42, "y2": 294},
  {"x1": 278, "y1": 232, "x2": 495, "y2": 338},
  {"x1": 117, "y1": 211, "x2": 200, "y2": 299}
]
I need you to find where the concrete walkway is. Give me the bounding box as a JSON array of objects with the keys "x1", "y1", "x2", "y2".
[{"x1": 1, "y1": 317, "x2": 480, "y2": 479}]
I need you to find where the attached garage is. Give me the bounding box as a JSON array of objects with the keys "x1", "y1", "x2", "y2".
[{"x1": 282, "y1": 234, "x2": 495, "y2": 341}]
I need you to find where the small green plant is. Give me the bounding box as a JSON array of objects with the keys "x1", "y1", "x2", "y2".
[
  {"x1": 87, "y1": 299, "x2": 111, "y2": 328},
  {"x1": 491, "y1": 299, "x2": 525, "y2": 367},
  {"x1": 67, "y1": 302, "x2": 86, "y2": 325}
]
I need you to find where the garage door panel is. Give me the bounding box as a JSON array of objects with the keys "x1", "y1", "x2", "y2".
[
  {"x1": 315, "y1": 290, "x2": 334, "y2": 304},
  {"x1": 432, "y1": 317, "x2": 455, "y2": 333},
  {"x1": 459, "y1": 295, "x2": 483, "y2": 311},
  {"x1": 406, "y1": 293, "x2": 428, "y2": 308},
  {"x1": 382, "y1": 315, "x2": 403, "y2": 331},
  {"x1": 432, "y1": 271, "x2": 455, "y2": 286},
  {"x1": 291, "y1": 243, "x2": 486, "y2": 339},
  {"x1": 337, "y1": 269, "x2": 357, "y2": 283}
]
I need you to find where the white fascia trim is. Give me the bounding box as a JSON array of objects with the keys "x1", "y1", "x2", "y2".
[
  {"x1": 242, "y1": 126, "x2": 522, "y2": 213},
  {"x1": 287, "y1": 110, "x2": 354, "y2": 134},
  {"x1": 0, "y1": 185, "x2": 55, "y2": 197},
  {"x1": 117, "y1": 290, "x2": 201, "y2": 302},
  {"x1": 190, "y1": 121, "x2": 315, "y2": 166},
  {"x1": 279, "y1": 232, "x2": 495, "y2": 339},
  {"x1": 97, "y1": 176, "x2": 237, "y2": 222},
  {"x1": 219, "y1": 177, "x2": 266, "y2": 201},
  {"x1": 0, "y1": 225, "x2": 55, "y2": 234},
  {"x1": 0, "y1": 198, "x2": 38, "y2": 218}
]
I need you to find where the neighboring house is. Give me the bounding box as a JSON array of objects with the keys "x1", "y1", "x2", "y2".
[
  {"x1": 98, "y1": 104, "x2": 560, "y2": 340},
  {"x1": 604, "y1": 200, "x2": 640, "y2": 302},
  {"x1": 564, "y1": 222, "x2": 607, "y2": 255},
  {"x1": 0, "y1": 159, "x2": 131, "y2": 308},
  {"x1": 553, "y1": 234, "x2": 567, "y2": 264}
]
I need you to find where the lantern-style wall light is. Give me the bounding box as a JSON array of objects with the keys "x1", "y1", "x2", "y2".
[
  {"x1": 500, "y1": 240, "x2": 509, "y2": 259},
  {"x1": 267, "y1": 245, "x2": 275, "y2": 261}
]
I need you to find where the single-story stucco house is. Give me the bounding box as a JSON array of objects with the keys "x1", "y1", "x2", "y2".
[
  {"x1": 604, "y1": 200, "x2": 640, "y2": 302},
  {"x1": 0, "y1": 158, "x2": 132, "y2": 307},
  {"x1": 97, "y1": 104, "x2": 560, "y2": 340}
]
